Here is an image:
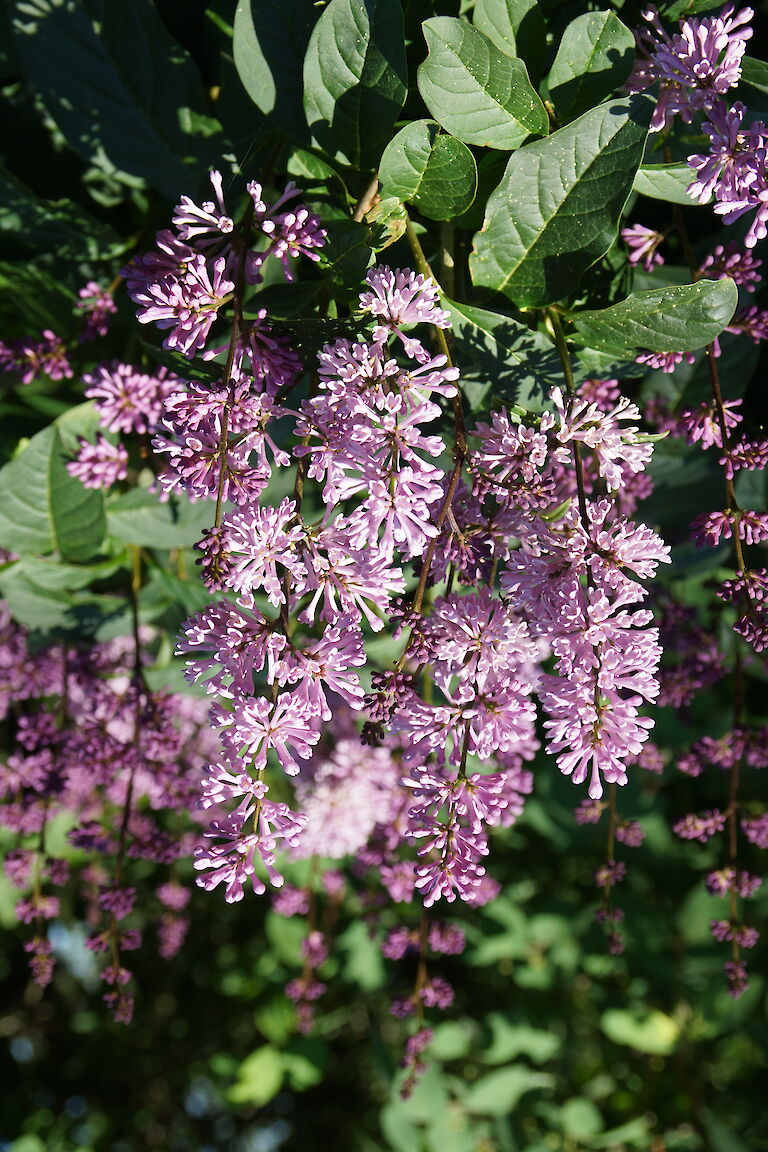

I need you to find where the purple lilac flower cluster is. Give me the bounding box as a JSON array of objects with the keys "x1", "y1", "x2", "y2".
[{"x1": 0, "y1": 605, "x2": 215, "y2": 1019}]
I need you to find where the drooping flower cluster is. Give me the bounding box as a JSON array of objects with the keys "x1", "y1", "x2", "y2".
[
  {"x1": 626, "y1": 4, "x2": 753, "y2": 132},
  {"x1": 0, "y1": 605, "x2": 215, "y2": 1018}
]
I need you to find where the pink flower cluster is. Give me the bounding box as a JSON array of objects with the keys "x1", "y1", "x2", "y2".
[{"x1": 0, "y1": 604, "x2": 214, "y2": 1016}]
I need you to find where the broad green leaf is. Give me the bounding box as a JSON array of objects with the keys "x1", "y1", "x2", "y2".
[
  {"x1": 472, "y1": 0, "x2": 546, "y2": 82},
  {"x1": 107, "y1": 489, "x2": 215, "y2": 550},
  {"x1": 0, "y1": 563, "x2": 122, "y2": 635},
  {"x1": 9, "y1": 0, "x2": 223, "y2": 197},
  {"x1": 740, "y1": 55, "x2": 768, "y2": 96},
  {"x1": 633, "y1": 162, "x2": 699, "y2": 205},
  {"x1": 0, "y1": 419, "x2": 105, "y2": 562},
  {"x1": 663, "y1": 0, "x2": 728, "y2": 19},
  {"x1": 228, "y1": 1046, "x2": 284, "y2": 1106},
  {"x1": 366, "y1": 196, "x2": 408, "y2": 252},
  {"x1": 571, "y1": 278, "x2": 737, "y2": 356},
  {"x1": 0, "y1": 164, "x2": 122, "y2": 262},
  {"x1": 417, "y1": 18, "x2": 548, "y2": 151},
  {"x1": 600, "y1": 1008, "x2": 679, "y2": 1055},
  {"x1": 547, "y1": 12, "x2": 635, "y2": 122},
  {"x1": 303, "y1": 0, "x2": 407, "y2": 168},
  {"x1": 232, "y1": 0, "x2": 314, "y2": 139},
  {"x1": 315, "y1": 219, "x2": 373, "y2": 295},
  {"x1": 379, "y1": 120, "x2": 477, "y2": 220},
  {"x1": 470, "y1": 95, "x2": 652, "y2": 307},
  {"x1": 0, "y1": 261, "x2": 76, "y2": 335},
  {"x1": 464, "y1": 1066, "x2": 553, "y2": 1116},
  {"x1": 445, "y1": 298, "x2": 561, "y2": 411}
]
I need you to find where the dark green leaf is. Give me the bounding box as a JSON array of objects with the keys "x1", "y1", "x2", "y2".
[
  {"x1": 0, "y1": 260, "x2": 76, "y2": 334},
  {"x1": 740, "y1": 55, "x2": 768, "y2": 96},
  {"x1": 316, "y1": 219, "x2": 373, "y2": 295},
  {"x1": 472, "y1": 0, "x2": 546, "y2": 82},
  {"x1": 417, "y1": 18, "x2": 548, "y2": 151},
  {"x1": 107, "y1": 488, "x2": 215, "y2": 550},
  {"x1": 9, "y1": 0, "x2": 223, "y2": 197},
  {"x1": 365, "y1": 196, "x2": 408, "y2": 252},
  {"x1": 232, "y1": 0, "x2": 314, "y2": 139},
  {"x1": 547, "y1": 11, "x2": 635, "y2": 122},
  {"x1": 662, "y1": 0, "x2": 728, "y2": 19},
  {"x1": 0, "y1": 409, "x2": 106, "y2": 561},
  {"x1": 571, "y1": 278, "x2": 737, "y2": 356},
  {"x1": 0, "y1": 163, "x2": 123, "y2": 262},
  {"x1": 445, "y1": 297, "x2": 561, "y2": 412},
  {"x1": 302, "y1": 0, "x2": 407, "y2": 168},
  {"x1": 379, "y1": 120, "x2": 477, "y2": 220},
  {"x1": 469, "y1": 95, "x2": 652, "y2": 307},
  {"x1": 140, "y1": 342, "x2": 222, "y2": 384},
  {"x1": 633, "y1": 162, "x2": 699, "y2": 205}
]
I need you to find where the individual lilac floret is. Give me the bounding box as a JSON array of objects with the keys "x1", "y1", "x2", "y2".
[
  {"x1": 627, "y1": 4, "x2": 753, "y2": 131},
  {"x1": 67, "y1": 436, "x2": 128, "y2": 490},
  {"x1": 359, "y1": 267, "x2": 450, "y2": 361},
  {"x1": 76, "y1": 281, "x2": 117, "y2": 341},
  {"x1": 172, "y1": 170, "x2": 235, "y2": 243},
  {"x1": 621, "y1": 224, "x2": 665, "y2": 271}
]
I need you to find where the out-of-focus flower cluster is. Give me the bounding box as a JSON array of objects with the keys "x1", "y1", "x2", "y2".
[{"x1": 0, "y1": 605, "x2": 216, "y2": 1019}]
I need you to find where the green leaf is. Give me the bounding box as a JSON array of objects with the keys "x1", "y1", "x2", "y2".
[
  {"x1": 0, "y1": 416, "x2": 106, "y2": 562},
  {"x1": 0, "y1": 563, "x2": 122, "y2": 636},
  {"x1": 571, "y1": 278, "x2": 738, "y2": 356},
  {"x1": 0, "y1": 260, "x2": 76, "y2": 334},
  {"x1": 417, "y1": 18, "x2": 548, "y2": 151},
  {"x1": 0, "y1": 163, "x2": 122, "y2": 262},
  {"x1": 379, "y1": 120, "x2": 477, "y2": 220},
  {"x1": 303, "y1": 0, "x2": 407, "y2": 168},
  {"x1": 600, "y1": 1008, "x2": 679, "y2": 1055},
  {"x1": 472, "y1": 0, "x2": 546, "y2": 83},
  {"x1": 482, "y1": 1015, "x2": 561, "y2": 1064},
  {"x1": 464, "y1": 1066, "x2": 553, "y2": 1116},
  {"x1": 633, "y1": 162, "x2": 699, "y2": 205},
  {"x1": 560, "y1": 1098, "x2": 603, "y2": 1141},
  {"x1": 469, "y1": 95, "x2": 653, "y2": 307},
  {"x1": 663, "y1": 0, "x2": 728, "y2": 19},
  {"x1": 445, "y1": 297, "x2": 561, "y2": 411},
  {"x1": 547, "y1": 12, "x2": 635, "y2": 122},
  {"x1": 9, "y1": 0, "x2": 223, "y2": 197},
  {"x1": 366, "y1": 196, "x2": 408, "y2": 252},
  {"x1": 316, "y1": 219, "x2": 373, "y2": 295},
  {"x1": 740, "y1": 55, "x2": 768, "y2": 96},
  {"x1": 232, "y1": 0, "x2": 314, "y2": 139},
  {"x1": 228, "y1": 1046, "x2": 284, "y2": 1106},
  {"x1": 107, "y1": 489, "x2": 215, "y2": 550}
]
